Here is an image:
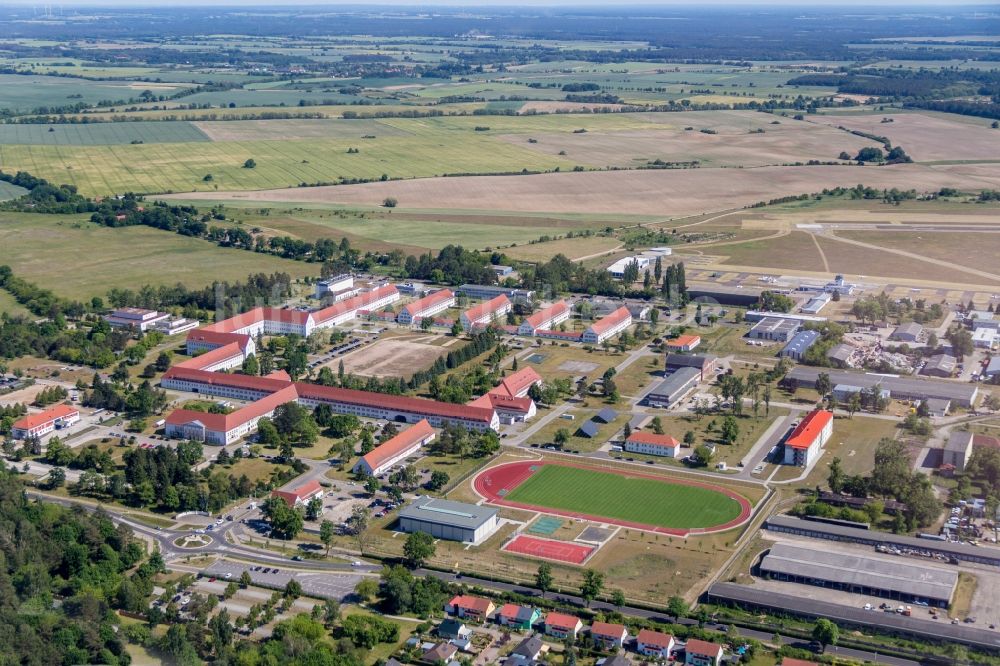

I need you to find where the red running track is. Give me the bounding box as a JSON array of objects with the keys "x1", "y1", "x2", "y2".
[
  {"x1": 503, "y1": 534, "x2": 594, "y2": 565},
  {"x1": 474, "y1": 460, "x2": 753, "y2": 537}
]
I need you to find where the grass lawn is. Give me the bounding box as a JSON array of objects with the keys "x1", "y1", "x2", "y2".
[
  {"x1": 217, "y1": 457, "x2": 292, "y2": 485},
  {"x1": 0, "y1": 213, "x2": 314, "y2": 300},
  {"x1": 799, "y1": 415, "x2": 901, "y2": 488},
  {"x1": 525, "y1": 406, "x2": 630, "y2": 453},
  {"x1": 0, "y1": 288, "x2": 31, "y2": 317},
  {"x1": 654, "y1": 409, "x2": 788, "y2": 468},
  {"x1": 504, "y1": 463, "x2": 744, "y2": 530}
]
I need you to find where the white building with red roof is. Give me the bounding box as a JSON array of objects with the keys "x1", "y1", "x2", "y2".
[
  {"x1": 625, "y1": 431, "x2": 680, "y2": 458},
  {"x1": 636, "y1": 629, "x2": 675, "y2": 658},
  {"x1": 684, "y1": 638, "x2": 724, "y2": 666},
  {"x1": 271, "y1": 479, "x2": 325, "y2": 508},
  {"x1": 174, "y1": 341, "x2": 248, "y2": 373},
  {"x1": 186, "y1": 329, "x2": 256, "y2": 358},
  {"x1": 543, "y1": 612, "x2": 582, "y2": 640},
  {"x1": 467, "y1": 393, "x2": 536, "y2": 424},
  {"x1": 581, "y1": 306, "x2": 632, "y2": 344},
  {"x1": 460, "y1": 294, "x2": 512, "y2": 331},
  {"x1": 590, "y1": 621, "x2": 628, "y2": 649},
  {"x1": 11, "y1": 404, "x2": 80, "y2": 440},
  {"x1": 165, "y1": 384, "x2": 299, "y2": 446},
  {"x1": 313, "y1": 284, "x2": 399, "y2": 327},
  {"x1": 397, "y1": 289, "x2": 456, "y2": 325},
  {"x1": 353, "y1": 419, "x2": 436, "y2": 476},
  {"x1": 783, "y1": 409, "x2": 833, "y2": 467},
  {"x1": 444, "y1": 595, "x2": 496, "y2": 621},
  {"x1": 492, "y1": 367, "x2": 543, "y2": 399},
  {"x1": 666, "y1": 334, "x2": 701, "y2": 352},
  {"x1": 518, "y1": 301, "x2": 570, "y2": 336}
]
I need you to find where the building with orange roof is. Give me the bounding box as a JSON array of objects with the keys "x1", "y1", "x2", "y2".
[
  {"x1": 518, "y1": 301, "x2": 570, "y2": 336},
  {"x1": 353, "y1": 419, "x2": 436, "y2": 476},
  {"x1": 397, "y1": 289, "x2": 456, "y2": 325},
  {"x1": 186, "y1": 329, "x2": 255, "y2": 358},
  {"x1": 173, "y1": 341, "x2": 248, "y2": 373},
  {"x1": 625, "y1": 431, "x2": 680, "y2": 458},
  {"x1": 496, "y1": 603, "x2": 542, "y2": 630},
  {"x1": 581, "y1": 306, "x2": 632, "y2": 344},
  {"x1": 665, "y1": 334, "x2": 701, "y2": 352},
  {"x1": 467, "y1": 393, "x2": 536, "y2": 424},
  {"x1": 492, "y1": 366, "x2": 543, "y2": 399},
  {"x1": 635, "y1": 628, "x2": 675, "y2": 658},
  {"x1": 165, "y1": 385, "x2": 299, "y2": 446},
  {"x1": 11, "y1": 404, "x2": 80, "y2": 440},
  {"x1": 684, "y1": 638, "x2": 724, "y2": 666},
  {"x1": 543, "y1": 612, "x2": 582, "y2": 640},
  {"x1": 444, "y1": 595, "x2": 496, "y2": 621},
  {"x1": 270, "y1": 479, "x2": 325, "y2": 508},
  {"x1": 460, "y1": 294, "x2": 512, "y2": 331},
  {"x1": 590, "y1": 621, "x2": 628, "y2": 649},
  {"x1": 783, "y1": 409, "x2": 833, "y2": 467}
]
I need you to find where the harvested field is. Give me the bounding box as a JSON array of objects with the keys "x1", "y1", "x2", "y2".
[
  {"x1": 809, "y1": 111, "x2": 1000, "y2": 162},
  {"x1": 834, "y1": 230, "x2": 1000, "y2": 276},
  {"x1": 171, "y1": 163, "x2": 1000, "y2": 216},
  {"x1": 517, "y1": 101, "x2": 626, "y2": 113},
  {"x1": 332, "y1": 337, "x2": 447, "y2": 378},
  {"x1": 193, "y1": 118, "x2": 409, "y2": 142},
  {"x1": 498, "y1": 121, "x2": 870, "y2": 168}
]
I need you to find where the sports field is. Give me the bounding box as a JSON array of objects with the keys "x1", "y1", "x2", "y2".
[{"x1": 475, "y1": 460, "x2": 751, "y2": 535}]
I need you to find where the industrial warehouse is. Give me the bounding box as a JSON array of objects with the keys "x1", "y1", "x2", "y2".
[
  {"x1": 759, "y1": 542, "x2": 958, "y2": 608},
  {"x1": 398, "y1": 497, "x2": 500, "y2": 544}
]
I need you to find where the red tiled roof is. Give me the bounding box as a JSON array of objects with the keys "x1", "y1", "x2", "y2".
[
  {"x1": 449, "y1": 595, "x2": 493, "y2": 613},
  {"x1": 636, "y1": 629, "x2": 673, "y2": 649},
  {"x1": 357, "y1": 420, "x2": 434, "y2": 471},
  {"x1": 587, "y1": 306, "x2": 631, "y2": 336},
  {"x1": 787, "y1": 409, "x2": 833, "y2": 450},
  {"x1": 295, "y1": 382, "x2": 494, "y2": 424},
  {"x1": 186, "y1": 329, "x2": 252, "y2": 350},
  {"x1": 271, "y1": 479, "x2": 324, "y2": 507},
  {"x1": 167, "y1": 384, "x2": 299, "y2": 434},
  {"x1": 590, "y1": 621, "x2": 626, "y2": 639},
  {"x1": 544, "y1": 612, "x2": 581, "y2": 630},
  {"x1": 666, "y1": 334, "x2": 701, "y2": 348},
  {"x1": 402, "y1": 289, "x2": 454, "y2": 317},
  {"x1": 463, "y1": 295, "x2": 510, "y2": 323},
  {"x1": 201, "y1": 307, "x2": 267, "y2": 333},
  {"x1": 685, "y1": 639, "x2": 723, "y2": 657},
  {"x1": 162, "y1": 367, "x2": 292, "y2": 393},
  {"x1": 469, "y1": 393, "x2": 534, "y2": 414},
  {"x1": 493, "y1": 367, "x2": 543, "y2": 398},
  {"x1": 314, "y1": 285, "x2": 398, "y2": 324},
  {"x1": 13, "y1": 404, "x2": 78, "y2": 431},
  {"x1": 498, "y1": 603, "x2": 521, "y2": 619},
  {"x1": 524, "y1": 301, "x2": 569, "y2": 329},
  {"x1": 262, "y1": 307, "x2": 312, "y2": 325},
  {"x1": 974, "y1": 434, "x2": 1000, "y2": 449},
  {"x1": 174, "y1": 341, "x2": 244, "y2": 371},
  {"x1": 627, "y1": 432, "x2": 680, "y2": 448}
]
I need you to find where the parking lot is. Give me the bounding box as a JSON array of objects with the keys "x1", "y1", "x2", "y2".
[{"x1": 201, "y1": 561, "x2": 365, "y2": 601}]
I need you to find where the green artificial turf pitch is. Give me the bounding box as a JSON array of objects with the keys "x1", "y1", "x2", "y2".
[{"x1": 504, "y1": 464, "x2": 743, "y2": 530}]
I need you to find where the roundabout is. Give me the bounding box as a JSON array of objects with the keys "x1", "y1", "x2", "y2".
[{"x1": 174, "y1": 533, "x2": 214, "y2": 549}]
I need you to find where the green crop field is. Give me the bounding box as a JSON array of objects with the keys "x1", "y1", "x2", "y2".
[
  {"x1": 0, "y1": 213, "x2": 314, "y2": 299},
  {"x1": 0, "y1": 121, "x2": 210, "y2": 145},
  {"x1": 0, "y1": 130, "x2": 575, "y2": 195},
  {"x1": 0, "y1": 73, "x2": 187, "y2": 113},
  {"x1": 504, "y1": 464, "x2": 745, "y2": 530}
]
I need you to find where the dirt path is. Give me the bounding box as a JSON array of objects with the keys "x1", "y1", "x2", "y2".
[
  {"x1": 572, "y1": 243, "x2": 623, "y2": 262},
  {"x1": 808, "y1": 232, "x2": 831, "y2": 272}
]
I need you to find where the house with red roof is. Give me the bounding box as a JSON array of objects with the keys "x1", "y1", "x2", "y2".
[
  {"x1": 444, "y1": 595, "x2": 495, "y2": 621},
  {"x1": 461, "y1": 294, "x2": 512, "y2": 331},
  {"x1": 544, "y1": 612, "x2": 582, "y2": 640},
  {"x1": 353, "y1": 419, "x2": 436, "y2": 476},
  {"x1": 635, "y1": 629, "x2": 675, "y2": 658},
  {"x1": 270, "y1": 479, "x2": 325, "y2": 508},
  {"x1": 313, "y1": 285, "x2": 399, "y2": 327},
  {"x1": 590, "y1": 621, "x2": 628, "y2": 650},
  {"x1": 174, "y1": 341, "x2": 248, "y2": 373},
  {"x1": 581, "y1": 306, "x2": 632, "y2": 345},
  {"x1": 467, "y1": 393, "x2": 536, "y2": 424},
  {"x1": 186, "y1": 329, "x2": 256, "y2": 358},
  {"x1": 397, "y1": 289, "x2": 456, "y2": 325},
  {"x1": 635, "y1": 629, "x2": 674, "y2": 659},
  {"x1": 518, "y1": 301, "x2": 570, "y2": 336},
  {"x1": 492, "y1": 367, "x2": 543, "y2": 399},
  {"x1": 684, "y1": 639, "x2": 724, "y2": 666},
  {"x1": 11, "y1": 404, "x2": 80, "y2": 440},
  {"x1": 495, "y1": 603, "x2": 542, "y2": 630},
  {"x1": 783, "y1": 409, "x2": 833, "y2": 467},
  {"x1": 625, "y1": 431, "x2": 680, "y2": 458},
  {"x1": 666, "y1": 334, "x2": 701, "y2": 352}
]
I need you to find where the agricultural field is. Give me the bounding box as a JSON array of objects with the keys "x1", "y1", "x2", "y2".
[
  {"x1": 0, "y1": 289, "x2": 30, "y2": 317},
  {"x1": 0, "y1": 73, "x2": 191, "y2": 113},
  {"x1": 183, "y1": 162, "x2": 1000, "y2": 216},
  {"x1": 0, "y1": 121, "x2": 210, "y2": 145},
  {"x1": 492, "y1": 461, "x2": 749, "y2": 531},
  {"x1": 0, "y1": 213, "x2": 314, "y2": 300}
]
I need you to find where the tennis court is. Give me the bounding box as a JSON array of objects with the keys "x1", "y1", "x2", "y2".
[{"x1": 502, "y1": 534, "x2": 595, "y2": 565}]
